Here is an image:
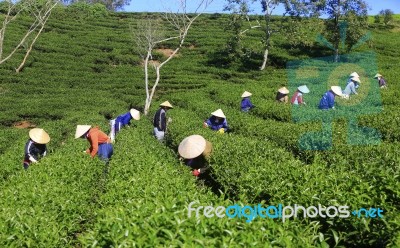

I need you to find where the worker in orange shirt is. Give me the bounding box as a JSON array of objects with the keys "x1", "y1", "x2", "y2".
[{"x1": 75, "y1": 125, "x2": 113, "y2": 162}]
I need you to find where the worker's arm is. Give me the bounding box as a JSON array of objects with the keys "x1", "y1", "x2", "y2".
[{"x1": 86, "y1": 131, "x2": 99, "y2": 158}]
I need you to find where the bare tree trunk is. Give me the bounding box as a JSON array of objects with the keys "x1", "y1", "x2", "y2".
[
  {"x1": 144, "y1": 50, "x2": 151, "y2": 115},
  {"x1": 260, "y1": 47, "x2": 269, "y2": 71},
  {"x1": 142, "y1": 17, "x2": 199, "y2": 115},
  {"x1": 260, "y1": 0, "x2": 271, "y2": 71},
  {"x1": 146, "y1": 66, "x2": 161, "y2": 114},
  {"x1": 137, "y1": 1, "x2": 213, "y2": 115}
]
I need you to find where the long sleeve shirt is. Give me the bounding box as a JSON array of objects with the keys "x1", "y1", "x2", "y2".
[
  {"x1": 291, "y1": 91, "x2": 303, "y2": 105},
  {"x1": 343, "y1": 81, "x2": 357, "y2": 95},
  {"x1": 185, "y1": 155, "x2": 210, "y2": 175},
  {"x1": 115, "y1": 112, "x2": 132, "y2": 127},
  {"x1": 153, "y1": 108, "x2": 167, "y2": 132},
  {"x1": 319, "y1": 90, "x2": 336, "y2": 110},
  {"x1": 241, "y1": 98, "x2": 254, "y2": 110},
  {"x1": 379, "y1": 78, "x2": 387, "y2": 87},
  {"x1": 24, "y1": 139, "x2": 47, "y2": 162},
  {"x1": 86, "y1": 127, "x2": 110, "y2": 158},
  {"x1": 206, "y1": 116, "x2": 228, "y2": 131}
]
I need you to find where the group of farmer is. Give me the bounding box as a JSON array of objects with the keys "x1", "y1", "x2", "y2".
[
  {"x1": 22, "y1": 72, "x2": 387, "y2": 178},
  {"x1": 21, "y1": 99, "x2": 233, "y2": 178},
  {"x1": 275, "y1": 72, "x2": 387, "y2": 109}
]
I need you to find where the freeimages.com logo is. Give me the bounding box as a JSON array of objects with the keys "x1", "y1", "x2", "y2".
[{"x1": 188, "y1": 201, "x2": 384, "y2": 223}]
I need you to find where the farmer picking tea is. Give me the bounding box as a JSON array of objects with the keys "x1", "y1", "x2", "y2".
[
  {"x1": 291, "y1": 85, "x2": 310, "y2": 105},
  {"x1": 241, "y1": 91, "x2": 255, "y2": 112},
  {"x1": 75, "y1": 125, "x2": 113, "y2": 162},
  {"x1": 276, "y1": 87, "x2": 289, "y2": 103},
  {"x1": 319, "y1": 86, "x2": 343, "y2": 110},
  {"x1": 203, "y1": 109, "x2": 229, "y2": 134},
  {"x1": 178, "y1": 135, "x2": 212, "y2": 177},
  {"x1": 342, "y1": 73, "x2": 361, "y2": 98},
  {"x1": 109, "y1": 108, "x2": 140, "y2": 142},
  {"x1": 23, "y1": 128, "x2": 50, "y2": 170},
  {"x1": 153, "y1": 101, "x2": 173, "y2": 141},
  {"x1": 374, "y1": 73, "x2": 387, "y2": 88}
]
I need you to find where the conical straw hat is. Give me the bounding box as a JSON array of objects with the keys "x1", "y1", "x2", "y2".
[
  {"x1": 297, "y1": 85, "x2": 310, "y2": 94},
  {"x1": 75, "y1": 125, "x2": 91, "y2": 139},
  {"x1": 278, "y1": 87, "x2": 289, "y2": 94},
  {"x1": 211, "y1": 109, "x2": 226, "y2": 118},
  {"x1": 331, "y1": 86, "x2": 343, "y2": 97},
  {"x1": 241, "y1": 91, "x2": 252, "y2": 98},
  {"x1": 349, "y1": 72, "x2": 359, "y2": 78},
  {"x1": 203, "y1": 140, "x2": 212, "y2": 159},
  {"x1": 29, "y1": 128, "x2": 50, "y2": 144},
  {"x1": 130, "y1": 108, "x2": 140, "y2": 120},
  {"x1": 160, "y1": 101, "x2": 173, "y2": 108},
  {"x1": 178, "y1": 135, "x2": 207, "y2": 159},
  {"x1": 374, "y1": 73, "x2": 382, "y2": 78},
  {"x1": 351, "y1": 77, "x2": 361, "y2": 83}
]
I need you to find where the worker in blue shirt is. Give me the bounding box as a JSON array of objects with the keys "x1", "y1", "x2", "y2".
[
  {"x1": 109, "y1": 108, "x2": 140, "y2": 142},
  {"x1": 23, "y1": 128, "x2": 50, "y2": 170},
  {"x1": 241, "y1": 91, "x2": 255, "y2": 112},
  {"x1": 319, "y1": 86, "x2": 343, "y2": 110},
  {"x1": 203, "y1": 109, "x2": 229, "y2": 134}
]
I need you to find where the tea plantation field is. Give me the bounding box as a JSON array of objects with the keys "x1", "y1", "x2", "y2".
[{"x1": 0, "y1": 7, "x2": 399, "y2": 247}]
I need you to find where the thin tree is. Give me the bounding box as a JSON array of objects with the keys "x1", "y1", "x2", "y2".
[
  {"x1": 133, "y1": 0, "x2": 213, "y2": 115},
  {"x1": 380, "y1": 9, "x2": 394, "y2": 26},
  {"x1": 225, "y1": 0, "x2": 295, "y2": 71},
  {"x1": 290, "y1": 0, "x2": 369, "y2": 62},
  {"x1": 0, "y1": 0, "x2": 59, "y2": 72}
]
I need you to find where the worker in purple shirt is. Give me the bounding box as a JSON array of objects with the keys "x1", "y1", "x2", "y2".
[
  {"x1": 319, "y1": 86, "x2": 343, "y2": 110},
  {"x1": 241, "y1": 91, "x2": 255, "y2": 112},
  {"x1": 204, "y1": 109, "x2": 229, "y2": 134},
  {"x1": 109, "y1": 108, "x2": 140, "y2": 142},
  {"x1": 374, "y1": 73, "x2": 387, "y2": 88}
]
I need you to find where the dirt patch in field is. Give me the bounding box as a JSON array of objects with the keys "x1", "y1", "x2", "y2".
[
  {"x1": 149, "y1": 60, "x2": 161, "y2": 67},
  {"x1": 155, "y1": 48, "x2": 178, "y2": 57},
  {"x1": 189, "y1": 45, "x2": 195, "y2": 49},
  {"x1": 13, "y1": 121, "x2": 36, "y2": 129}
]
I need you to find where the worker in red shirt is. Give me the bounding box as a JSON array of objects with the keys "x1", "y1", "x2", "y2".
[
  {"x1": 75, "y1": 125, "x2": 113, "y2": 162},
  {"x1": 291, "y1": 85, "x2": 310, "y2": 105}
]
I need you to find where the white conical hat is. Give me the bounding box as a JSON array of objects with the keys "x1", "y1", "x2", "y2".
[
  {"x1": 297, "y1": 85, "x2": 310, "y2": 94},
  {"x1": 29, "y1": 128, "x2": 50, "y2": 144},
  {"x1": 75, "y1": 125, "x2": 91, "y2": 139},
  {"x1": 331, "y1": 86, "x2": 343, "y2": 96},
  {"x1": 351, "y1": 77, "x2": 361, "y2": 83},
  {"x1": 278, "y1": 87, "x2": 289, "y2": 94},
  {"x1": 160, "y1": 101, "x2": 173, "y2": 108},
  {"x1": 349, "y1": 72, "x2": 359, "y2": 78},
  {"x1": 211, "y1": 109, "x2": 226, "y2": 118},
  {"x1": 241, "y1": 91, "x2": 252, "y2": 98},
  {"x1": 374, "y1": 73, "x2": 382, "y2": 78},
  {"x1": 130, "y1": 108, "x2": 140, "y2": 120},
  {"x1": 178, "y1": 135, "x2": 207, "y2": 159}
]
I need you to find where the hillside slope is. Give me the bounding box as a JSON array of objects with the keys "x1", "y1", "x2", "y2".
[{"x1": 0, "y1": 7, "x2": 399, "y2": 247}]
